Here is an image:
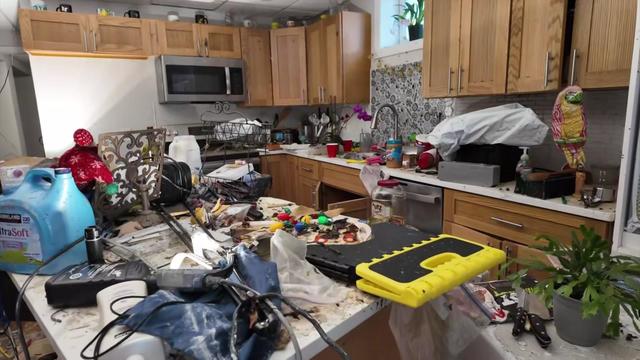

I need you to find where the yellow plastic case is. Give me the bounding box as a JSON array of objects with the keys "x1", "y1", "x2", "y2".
[{"x1": 355, "y1": 234, "x2": 506, "y2": 308}]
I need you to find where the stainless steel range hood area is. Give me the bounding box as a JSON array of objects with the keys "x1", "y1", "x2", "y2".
[{"x1": 155, "y1": 55, "x2": 246, "y2": 103}]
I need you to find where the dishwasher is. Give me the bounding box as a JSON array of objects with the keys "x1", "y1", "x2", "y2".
[{"x1": 393, "y1": 178, "x2": 443, "y2": 235}]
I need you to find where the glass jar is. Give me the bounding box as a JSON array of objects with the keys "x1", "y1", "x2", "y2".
[{"x1": 370, "y1": 179, "x2": 407, "y2": 225}]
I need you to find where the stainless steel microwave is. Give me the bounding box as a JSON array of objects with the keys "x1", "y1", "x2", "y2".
[{"x1": 155, "y1": 56, "x2": 246, "y2": 103}]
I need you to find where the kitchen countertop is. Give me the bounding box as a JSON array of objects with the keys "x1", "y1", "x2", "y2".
[{"x1": 262, "y1": 150, "x2": 616, "y2": 222}]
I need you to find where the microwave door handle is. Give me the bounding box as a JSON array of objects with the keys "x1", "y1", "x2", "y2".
[
  {"x1": 405, "y1": 192, "x2": 440, "y2": 204},
  {"x1": 225, "y1": 67, "x2": 231, "y2": 95}
]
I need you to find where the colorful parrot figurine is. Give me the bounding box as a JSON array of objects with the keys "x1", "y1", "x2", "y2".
[{"x1": 551, "y1": 86, "x2": 587, "y2": 169}]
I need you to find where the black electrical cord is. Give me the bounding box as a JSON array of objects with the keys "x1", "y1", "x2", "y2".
[
  {"x1": 15, "y1": 235, "x2": 85, "y2": 360},
  {"x1": 0, "y1": 327, "x2": 17, "y2": 359},
  {"x1": 214, "y1": 279, "x2": 349, "y2": 360},
  {"x1": 0, "y1": 65, "x2": 10, "y2": 95},
  {"x1": 109, "y1": 295, "x2": 147, "y2": 317}
]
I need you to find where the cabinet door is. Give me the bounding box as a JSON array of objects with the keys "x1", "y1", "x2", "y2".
[
  {"x1": 327, "y1": 198, "x2": 370, "y2": 219},
  {"x1": 323, "y1": 13, "x2": 343, "y2": 104},
  {"x1": 241, "y1": 28, "x2": 273, "y2": 106},
  {"x1": 571, "y1": 0, "x2": 637, "y2": 88},
  {"x1": 306, "y1": 20, "x2": 325, "y2": 105},
  {"x1": 458, "y1": 0, "x2": 511, "y2": 95},
  {"x1": 422, "y1": 0, "x2": 462, "y2": 97},
  {"x1": 261, "y1": 155, "x2": 287, "y2": 199},
  {"x1": 200, "y1": 25, "x2": 241, "y2": 58},
  {"x1": 286, "y1": 156, "x2": 298, "y2": 203},
  {"x1": 89, "y1": 16, "x2": 151, "y2": 55},
  {"x1": 503, "y1": 241, "x2": 551, "y2": 280},
  {"x1": 507, "y1": 0, "x2": 567, "y2": 93},
  {"x1": 156, "y1": 21, "x2": 200, "y2": 56},
  {"x1": 341, "y1": 11, "x2": 371, "y2": 104},
  {"x1": 271, "y1": 27, "x2": 308, "y2": 106},
  {"x1": 298, "y1": 177, "x2": 320, "y2": 209},
  {"x1": 19, "y1": 9, "x2": 89, "y2": 52}
]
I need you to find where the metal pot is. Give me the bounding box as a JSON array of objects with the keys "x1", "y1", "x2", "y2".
[{"x1": 553, "y1": 291, "x2": 608, "y2": 347}]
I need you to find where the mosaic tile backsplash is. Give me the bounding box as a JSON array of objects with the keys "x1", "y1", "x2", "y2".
[{"x1": 370, "y1": 61, "x2": 454, "y2": 144}]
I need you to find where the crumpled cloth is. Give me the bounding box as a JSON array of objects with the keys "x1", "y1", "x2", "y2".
[{"x1": 119, "y1": 246, "x2": 282, "y2": 360}]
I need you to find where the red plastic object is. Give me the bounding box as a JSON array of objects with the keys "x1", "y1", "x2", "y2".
[
  {"x1": 342, "y1": 139, "x2": 353, "y2": 152},
  {"x1": 418, "y1": 148, "x2": 438, "y2": 169},
  {"x1": 276, "y1": 213, "x2": 290, "y2": 221},
  {"x1": 326, "y1": 143, "x2": 339, "y2": 158},
  {"x1": 366, "y1": 156, "x2": 384, "y2": 165},
  {"x1": 377, "y1": 179, "x2": 400, "y2": 188}
]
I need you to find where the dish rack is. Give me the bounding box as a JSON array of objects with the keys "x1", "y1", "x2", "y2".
[
  {"x1": 200, "y1": 102, "x2": 270, "y2": 150},
  {"x1": 198, "y1": 102, "x2": 272, "y2": 201}
]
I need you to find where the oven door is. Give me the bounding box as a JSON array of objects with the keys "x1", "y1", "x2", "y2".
[{"x1": 156, "y1": 56, "x2": 245, "y2": 103}]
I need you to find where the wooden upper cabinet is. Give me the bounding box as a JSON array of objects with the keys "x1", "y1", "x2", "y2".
[
  {"x1": 571, "y1": 0, "x2": 637, "y2": 88},
  {"x1": 323, "y1": 14, "x2": 343, "y2": 104},
  {"x1": 271, "y1": 27, "x2": 308, "y2": 106},
  {"x1": 200, "y1": 25, "x2": 241, "y2": 58},
  {"x1": 306, "y1": 20, "x2": 324, "y2": 105},
  {"x1": 507, "y1": 0, "x2": 567, "y2": 93},
  {"x1": 156, "y1": 21, "x2": 200, "y2": 56},
  {"x1": 19, "y1": 9, "x2": 89, "y2": 52},
  {"x1": 241, "y1": 28, "x2": 273, "y2": 106},
  {"x1": 89, "y1": 16, "x2": 152, "y2": 55},
  {"x1": 458, "y1": 0, "x2": 511, "y2": 96},
  {"x1": 423, "y1": 0, "x2": 461, "y2": 98}
]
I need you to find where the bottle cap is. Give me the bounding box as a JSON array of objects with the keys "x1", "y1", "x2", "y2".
[
  {"x1": 54, "y1": 168, "x2": 71, "y2": 175},
  {"x1": 84, "y1": 226, "x2": 99, "y2": 240},
  {"x1": 377, "y1": 179, "x2": 400, "y2": 188}
]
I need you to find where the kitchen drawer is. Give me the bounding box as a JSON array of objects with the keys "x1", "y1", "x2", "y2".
[
  {"x1": 298, "y1": 158, "x2": 320, "y2": 180},
  {"x1": 327, "y1": 197, "x2": 370, "y2": 219},
  {"x1": 320, "y1": 163, "x2": 368, "y2": 197},
  {"x1": 444, "y1": 190, "x2": 610, "y2": 247}
]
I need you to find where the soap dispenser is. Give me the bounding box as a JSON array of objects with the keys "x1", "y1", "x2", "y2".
[{"x1": 515, "y1": 147, "x2": 532, "y2": 194}]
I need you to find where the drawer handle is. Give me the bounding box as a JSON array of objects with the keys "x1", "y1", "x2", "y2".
[
  {"x1": 302, "y1": 167, "x2": 313, "y2": 172},
  {"x1": 490, "y1": 216, "x2": 523, "y2": 229}
]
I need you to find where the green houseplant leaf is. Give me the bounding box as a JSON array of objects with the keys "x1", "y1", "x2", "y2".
[{"x1": 507, "y1": 226, "x2": 640, "y2": 338}]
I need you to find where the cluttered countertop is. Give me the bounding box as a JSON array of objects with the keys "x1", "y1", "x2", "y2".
[{"x1": 261, "y1": 150, "x2": 616, "y2": 222}]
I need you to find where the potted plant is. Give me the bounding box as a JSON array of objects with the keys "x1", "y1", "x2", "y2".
[
  {"x1": 509, "y1": 226, "x2": 640, "y2": 347},
  {"x1": 393, "y1": 0, "x2": 425, "y2": 41}
]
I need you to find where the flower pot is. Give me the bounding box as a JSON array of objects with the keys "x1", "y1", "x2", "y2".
[
  {"x1": 408, "y1": 24, "x2": 423, "y2": 41},
  {"x1": 553, "y1": 291, "x2": 608, "y2": 347}
]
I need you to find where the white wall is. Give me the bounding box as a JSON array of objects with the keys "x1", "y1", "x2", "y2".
[
  {"x1": 28, "y1": 55, "x2": 297, "y2": 157},
  {"x1": 13, "y1": 74, "x2": 44, "y2": 156},
  {"x1": 0, "y1": 56, "x2": 27, "y2": 159}
]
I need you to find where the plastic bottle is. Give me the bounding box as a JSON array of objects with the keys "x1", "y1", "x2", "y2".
[
  {"x1": 515, "y1": 147, "x2": 532, "y2": 194},
  {"x1": 0, "y1": 168, "x2": 95, "y2": 275},
  {"x1": 370, "y1": 179, "x2": 407, "y2": 225},
  {"x1": 168, "y1": 135, "x2": 202, "y2": 174}
]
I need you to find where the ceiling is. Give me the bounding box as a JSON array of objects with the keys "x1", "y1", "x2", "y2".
[{"x1": 101, "y1": 0, "x2": 349, "y2": 18}]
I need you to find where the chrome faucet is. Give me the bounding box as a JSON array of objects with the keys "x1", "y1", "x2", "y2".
[{"x1": 371, "y1": 104, "x2": 400, "y2": 141}]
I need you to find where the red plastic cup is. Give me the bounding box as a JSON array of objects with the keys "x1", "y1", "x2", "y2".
[
  {"x1": 326, "y1": 143, "x2": 339, "y2": 158},
  {"x1": 342, "y1": 139, "x2": 353, "y2": 152}
]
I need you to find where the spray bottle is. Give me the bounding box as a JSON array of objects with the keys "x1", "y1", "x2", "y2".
[{"x1": 515, "y1": 147, "x2": 532, "y2": 194}]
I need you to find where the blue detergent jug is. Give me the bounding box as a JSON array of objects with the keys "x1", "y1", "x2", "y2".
[{"x1": 0, "y1": 168, "x2": 94, "y2": 275}]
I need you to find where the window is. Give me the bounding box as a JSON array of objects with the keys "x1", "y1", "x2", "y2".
[{"x1": 374, "y1": 0, "x2": 424, "y2": 58}]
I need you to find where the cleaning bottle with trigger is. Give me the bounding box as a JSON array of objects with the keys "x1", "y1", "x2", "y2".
[
  {"x1": 514, "y1": 147, "x2": 532, "y2": 194},
  {"x1": 0, "y1": 168, "x2": 95, "y2": 274}
]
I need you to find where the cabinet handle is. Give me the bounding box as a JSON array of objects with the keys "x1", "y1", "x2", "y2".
[
  {"x1": 302, "y1": 167, "x2": 313, "y2": 172},
  {"x1": 196, "y1": 39, "x2": 201, "y2": 56},
  {"x1": 569, "y1": 49, "x2": 578, "y2": 86},
  {"x1": 92, "y1": 31, "x2": 97, "y2": 52},
  {"x1": 204, "y1": 38, "x2": 209, "y2": 56},
  {"x1": 457, "y1": 65, "x2": 463, "y2": 93},
  {"x1": 225, "y1": 67, "x2": 231, "y2": 95},
  {"x1": 302, "y1": 88, "x2": 306, "y2": 102},
  {"x1": 447, "y1": 66, "x2": 452, "y2": 96},
  {"x1": 490, "y1": 216, "x2": 524, "y2": 228},
  {"x1": 82, "y1": 31, "x2": 88, "y2": 52},
  {"x1": 505, "y1": 245, "x2": 513, "y2": 258},
  {"x1": 543, "y1": 51, "x2": 550, "y2": 88},
  {"x1": 318, "y1": 86, "x2": 322, "y2": 103}
]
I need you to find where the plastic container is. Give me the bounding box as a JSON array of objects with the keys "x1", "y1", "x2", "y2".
[
  {"x1": 0, "y1": 168, "x2": 95, "y2": 275},
  {"x1": 370, "y1": 179, "x2": 406, "y2": 225},
  {"x1": 168, "y1": 135, "x2": 202, "y2": 173},
  {"x1": 0, "y1": 165, "x2": 31, "y2": 194}
]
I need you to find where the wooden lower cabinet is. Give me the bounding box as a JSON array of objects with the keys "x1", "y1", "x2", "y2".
[
  {"x1": 298, "y1": 176, "x2": 320, "y2": 209},
  {"x1": 313, "y1": 307, "x2": 400, "y2": 360},
  {"x1": 444, "y1": 221, "x2": 502, "y2": 279}
]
